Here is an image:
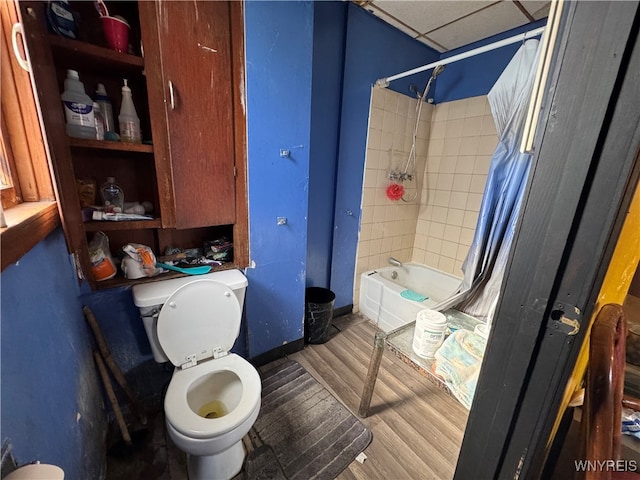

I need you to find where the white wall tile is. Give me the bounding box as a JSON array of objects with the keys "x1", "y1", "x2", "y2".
[
  {"x1": 443, "y1": 224, "x2": 461, "y2": 243},
  {"x1": 459, "y1": 136, "x2": 479, "y2": 156},
  {"x1": 443, "y1": 137, "x2": 461, "y2": 157},
  {"x1": 449, "y1": 191, "x2": 468, "y2": 210},
  {"x1": 438, "y1": 256, "x2": 455, "y2": 274},
  {"x1": 360, "y1": 93, "x2": 499, "y2": 303},
  {"x1": 455, "y1": 156, "x2": 475, "y2": 174},
  {"x1": 430, "y1": 221, "x2": 445, "y2": 239},
  {"x1": 481, "y1": 115, "x2": 498, "y2": 136},
  {"x1": 370, "y1": 107, "x2": 384, "y2": 130},
  {"x1": 441, "y1": 240, "x2": 458, "y2": 259},
  {"x1": 452, "y1": 174, "x2": 472, "y2": 193},
  {"x1": 384, "y1": 90, "x2": 398, "y2": 113},
  {"x1": 446, "y1": 208, "x2": 465, "y2": 227},
  {"x1": 462, "y1": 210, "x2": 478, "y2": 229},
  {"x1": 371, "y1": 87, "x2": 385, "y2": 108},
  {"x1": 445, "y1": 119, "x2": 464, "y2": 138},
  {"x1": 465, "y1": 96, "x2": 486, "y2": 117},
  {"x1": 448, "y1": 99, "x2": 467, "y2": 120},
  {"x1": 462, "y1": 116, "x2": 483, "y2": 136},
  {"x1": 470, "y1": 174, "x2": 487, "y2": 194},
  {"x1": 478, "y1": 135, "x2": 498, "y2": 155},
  {"x1": 460, "y1": 227, "x2": 475, "y2": 246},
  {"x1": 431, "y1": 121, "x2": 446, "y2": 139},
  {"x1": 437, "y1": 173, "x2": 454, "y2": 191},
  {"x1": 474, "y1": 155, "x2": 493, "y2": 175}
]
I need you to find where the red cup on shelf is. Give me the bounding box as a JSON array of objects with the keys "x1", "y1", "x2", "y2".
[{"x1": 101, "y1": 15, "x2": 130, "y2": 53}]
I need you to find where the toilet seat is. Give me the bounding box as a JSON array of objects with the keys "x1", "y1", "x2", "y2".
[
  {"x1": 157, "y1": 279, "x2": 241, "y2": 368},
  {"x1": 164, "y1": 353, "x2": 261, "y2": 439}
]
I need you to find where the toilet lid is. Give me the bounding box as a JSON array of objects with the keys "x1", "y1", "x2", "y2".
[{"x1": 157, "y1": 279, "x2": 241, "y2": 368}]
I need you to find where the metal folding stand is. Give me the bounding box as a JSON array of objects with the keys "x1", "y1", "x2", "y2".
[{"x1": 357, "y1": 309, "x2": 483, "y2": 418}]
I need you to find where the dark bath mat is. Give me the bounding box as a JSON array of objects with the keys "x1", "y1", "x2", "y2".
[{"x1": 244, "y1": 360, "x2": 372, "y2": 480}]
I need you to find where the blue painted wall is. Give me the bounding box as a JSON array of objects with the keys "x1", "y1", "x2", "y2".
[
  {"x1": 330, "y1": 5, "x2": 440, "y2": 308},
  {"x1": 244, "y1": 1, "x2": 315, "y2": 357},
  {"x1": 306, "y1": 1, "x2": 347, "y2": 289},
  {"x1": 1, "y1": 228, "x2": 106, "y2": 478},
  {"x1": 434, "y1": 19, "x2": 547, "y2": 103}
]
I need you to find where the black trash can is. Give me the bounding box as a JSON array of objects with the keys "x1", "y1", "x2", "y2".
[{"x1": 304, "y1": 287, "x2": 336, "y2": 344}]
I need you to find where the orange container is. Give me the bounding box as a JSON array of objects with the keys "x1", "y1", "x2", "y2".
[{"x1": 90, "y1": 249, "x2": 116, "y2": 281}]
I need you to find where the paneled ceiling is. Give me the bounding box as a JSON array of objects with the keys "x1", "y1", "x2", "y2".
[{"x1": 353, "y1": 1, "x2": 550, "y2": 52}]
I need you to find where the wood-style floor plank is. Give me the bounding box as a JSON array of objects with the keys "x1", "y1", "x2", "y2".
[{"x1": 287, "y1": 314, "x2": 468, "y2": 480}]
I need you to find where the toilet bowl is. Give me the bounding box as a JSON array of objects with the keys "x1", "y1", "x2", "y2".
[{"x1": 132, "y1": 271, "x2": 260, "y2": 480}]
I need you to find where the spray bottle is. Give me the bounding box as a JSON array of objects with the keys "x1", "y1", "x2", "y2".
[{"x1": 118, "y1": 79, "x2": 141, "y2": 143}]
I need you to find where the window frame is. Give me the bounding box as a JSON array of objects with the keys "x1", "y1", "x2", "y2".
[{"x1": 1, "y1": 0, "x2": 59, "y2": 271}]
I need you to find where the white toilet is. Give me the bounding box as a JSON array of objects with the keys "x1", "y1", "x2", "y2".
[{"x1": 132, "y1": 270, "x2": 261, "y2": 480}]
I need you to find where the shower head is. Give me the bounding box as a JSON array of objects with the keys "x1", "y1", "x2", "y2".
[{"x1": 431, "y1": 64, "x2": 446, "y2": 79}]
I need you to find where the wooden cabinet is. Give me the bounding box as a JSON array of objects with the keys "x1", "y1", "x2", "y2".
[
  {"x1": 140, "y1": 2, "x2": 237, "y2": 229},
  {"x1": 19, "y1": 0, "x2": 248, "y2": 289}
]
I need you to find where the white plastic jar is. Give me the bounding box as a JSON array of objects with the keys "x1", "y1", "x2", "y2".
[{"x1": 412, "y1": 309, "x2": 447, "y2": 358}]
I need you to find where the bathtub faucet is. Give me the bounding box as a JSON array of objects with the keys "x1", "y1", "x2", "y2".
[{"x1": 388, "y1": 257, "x2": 403, "y2": 267}]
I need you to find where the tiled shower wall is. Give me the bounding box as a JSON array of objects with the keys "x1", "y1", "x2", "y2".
[
  {"x1": 412, "y1": 96, "x2": 498, "y2": 276},
  {"x1": 353, "y1": 87, "x2": 432, "y2": 308},
  {"x1": 353, "y1": 93, "x2": 498, "y2": 309}
]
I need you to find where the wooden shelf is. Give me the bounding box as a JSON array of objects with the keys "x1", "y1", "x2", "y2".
[
  {"x1": 84, "y1": 218, "x2": 162, "y2": 231},
  {"x1": 49, "y1": 35, "x2": 144, "y2": 72},
  {"x1": 95, "y1": 262, "x2": 238, "y2": 290},
  {"x1": 69, "y1": 137, "x2": 153, "y2": 153}
]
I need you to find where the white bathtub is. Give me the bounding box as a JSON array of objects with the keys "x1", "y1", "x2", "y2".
[{"x1": 359, "y1": 264, "x2": 462, "y2": 332}]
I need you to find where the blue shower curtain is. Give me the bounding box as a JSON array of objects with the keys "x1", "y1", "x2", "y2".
[{"x1": 436, "y1": 39, "x2": 542, "y2": 325}]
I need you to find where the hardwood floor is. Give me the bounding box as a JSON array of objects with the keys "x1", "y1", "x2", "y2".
[
  {"x1": 285, "y1": 314, "x2": 468, "y2": 480},
  {"x1": 106, "y1": 314, "x2": 468, "y2": 480}
]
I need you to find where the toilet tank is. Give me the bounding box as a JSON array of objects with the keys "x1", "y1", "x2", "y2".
[{"x1": 132, "y1": 270, "x2": 248, "y2": 363}]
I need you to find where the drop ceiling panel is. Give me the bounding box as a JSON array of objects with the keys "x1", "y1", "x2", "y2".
[
  {"x1": 366, "y1": 5, "x2": 421, "y2": 38},
  {"x1": 520, "y1": 1, "x2": 551, "y2": 20},
  {"x1": 428, "y1": 1, "x2": 530, "y2": 50},
  {"x1": 372, "y1": 1, "x2": 496, "y2": 35},
  {"x1": 416, "y1": 36, "x2": 448, "y2": 53}
]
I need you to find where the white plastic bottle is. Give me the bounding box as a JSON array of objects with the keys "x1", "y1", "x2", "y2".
[
  {"x1": 100, "y1": 177, "x2": 124, "y2": 213},
  {"x1": 94, "y1": 83, "x2": 115, "y2": 133},
  {"x1": 61, "y1": 69, "x2": 96, "y2": 139},
  {"x1": 93, "y1": 102, "x2": 105, "y2": 140},
  {"x1": 118, "y1": 79, "x2": 141, "y2": 143}
]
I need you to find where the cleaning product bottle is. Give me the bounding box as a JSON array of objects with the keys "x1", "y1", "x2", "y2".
[
  {"x1": 100, "y1": 177, "x2": 124, "y2": 213},
  {"x1": 118, "y1": 79, "x2": 141, "y2": 143},
  {"x1": 61, "y1": 69, "x2": 96, "y2": 139},
  {"x1": 93, "y1": 102, "x2": 105, "y2": 140},
  {"x1": 94, "y1": 83, "x2": 115, "y2": 133}
]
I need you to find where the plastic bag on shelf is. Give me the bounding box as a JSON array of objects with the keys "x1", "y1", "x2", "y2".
[
  {"x1": 88, "y1": 231, "x2": 117, "y2": 281},
  {"x1": 433, "y1": 329, "x2": 488, "y2": 409},
  {"x1": 121, "y1": 243, "x2": 162, "y2": 279}
]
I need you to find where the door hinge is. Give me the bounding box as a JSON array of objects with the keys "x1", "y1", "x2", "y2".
[
  {"x1": 233, "y1": 165, "x2": 237, "y2": 177},
  {"x1": 550, "y1": 303, "x2": 581, "y2": 336}
]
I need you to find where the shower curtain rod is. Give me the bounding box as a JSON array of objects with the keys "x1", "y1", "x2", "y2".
[{"x1": 375, "y1": 26, "x2": 546, "y2": 87}]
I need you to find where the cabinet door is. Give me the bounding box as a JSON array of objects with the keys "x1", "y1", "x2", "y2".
[{"x1": 141, "y1": 2, "x2": 236, "y2": 229}]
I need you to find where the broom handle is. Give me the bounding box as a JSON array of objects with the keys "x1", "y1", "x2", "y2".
[
  {"x1": 94, "y1": 350, "x2": 132, "y2": 445},
  {"x1": 83, "y1": 306, "x2": 147, "y2": 424}
]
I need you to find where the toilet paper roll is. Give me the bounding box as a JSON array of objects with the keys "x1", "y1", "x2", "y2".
[{"x1": 5, "y1": 464, "x2": 64, "y2": 480}]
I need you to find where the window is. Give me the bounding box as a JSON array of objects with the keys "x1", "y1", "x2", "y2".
[{"x1": 1, "y1": 0, "x2": 59, "y2": 271}]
